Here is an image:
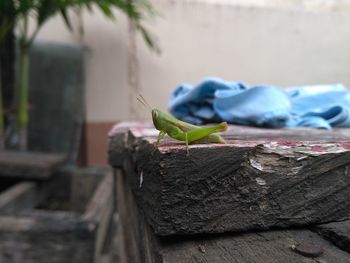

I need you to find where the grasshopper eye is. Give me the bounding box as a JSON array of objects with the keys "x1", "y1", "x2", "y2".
[{"x1": 152, "y1": 110, "x2": 158, "y2": 118}]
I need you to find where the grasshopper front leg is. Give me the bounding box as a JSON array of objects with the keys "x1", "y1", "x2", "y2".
[{"x1": 155, "y1": 131, "x2": 166, "y2": 147}]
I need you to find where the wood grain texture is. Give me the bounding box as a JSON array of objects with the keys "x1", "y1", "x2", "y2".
[
  {"x1": 109, "y1": 122, "x2": 350, "y2": 235},
  {"x1": 0, "y1": 151, "x2": 66, "y2": 179},
  {"x1": 115, "y1": 168, "x2": 350, "y2": 263},
  {"x1": 0, "y1": 168, "x2": 113, "y2": 263},
  {"x1": 316, "y1": 220, "x2": 350, "y2": 253},
  {"x1": 0, "y1": 212, "x2": 95, "y2": 263},
  {"x1": 159, "y1": 229, "x2": 350, "y2": 263},
  {"x1": 0, "y1": 182, "x2": 45, "y2": 213},
  {"x1": 83, "y1": 171, "x2": 114, "y2": 262},
  {"x1": 71, "y1": 167, "x2": 106, "y2": 213},
  {"x1": 115, "y1": 169, "x2": 160, "y2": 263}
]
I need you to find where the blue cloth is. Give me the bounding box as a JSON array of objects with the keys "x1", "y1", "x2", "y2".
[{"x1": 168, "y1": 77, "x2": 350, "y2": 129}]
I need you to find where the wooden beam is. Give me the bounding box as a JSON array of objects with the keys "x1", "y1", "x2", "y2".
[
  {"x1": 82, "y1": 171, "x2": 114, "y2": 262},
  {"x1": 109, "y1": 122, "x2": 350, "y2": 235},
  {"x1": 0, "y1": 212, "x2": 95, "y2": 263},
  {"x1": 0, "y1": 168, "x2": 114, "y2": 263},
  {"x1": 0, "y1": 151, "x2": 66, "y2": 179},
  {"x1": 316, "y1": 220, "x2": 350, "y2": 253},
  {"x1": 115, "y1": 168, "x2": 350, "y2": 263},
  {"x1": 157, "y1": 229, "x2": 350, "y2": 263},
  {"x1": 0, "y1": 182, "x2": 45, "y2": 213}
]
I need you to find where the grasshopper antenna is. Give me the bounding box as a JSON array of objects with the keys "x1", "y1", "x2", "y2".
[{"x1": 137, "y1": 94, "x2": 152, "y2": 110}]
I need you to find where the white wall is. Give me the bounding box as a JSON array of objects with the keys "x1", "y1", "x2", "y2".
[{"x1": 34, "y1": 0, "x2": 350, "y2": 122}]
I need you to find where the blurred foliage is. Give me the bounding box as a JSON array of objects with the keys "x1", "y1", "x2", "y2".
[
  {"x1": 0, "y1": 0, "x2": 158, "y2": 150},
  {"x1": 0, "y1": 0, "x2": 158, "y2": 50}
]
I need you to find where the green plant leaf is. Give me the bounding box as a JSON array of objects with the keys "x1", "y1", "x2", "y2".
[
  {"x1": 97, "y1": 1, "x2": 114, "y2": 18},
  {"x1": 60, "y1": 7, "x2": 73, "y2": 31}
]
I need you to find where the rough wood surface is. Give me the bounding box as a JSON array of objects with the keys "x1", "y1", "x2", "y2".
[
  {"x1": 83, "y1": 171, "x2": 114, "y2": 262},
  {"x1": 158, "y1": 229, "x2": 350, "y2": 263},
  {"x1": 0, "y1": 168, "x2": 114, "y2": 263},
  {"x1": 0, "y1": 182, "x2": 45, "y2": 213},
  {"x1": 316, "y1": 220, "x2": 350, "y2": 253},
  {"x1": 0, "y1": 151, "x2": 66, "y2": 179},
  {"x1": 0, "y1": 212, "x2": 95, "y2": 263},
  {"x1": 116, "y1": 169, "x2": 160, "y2": 263},
  {"x1": 109, "y1": 122, "x2": 350, "y2": 235},
  {"x1": 115, "y1": 168, "x2": 350, "y2": 263},
  {"x1": 71, "y1": 167, "x2": 106, "y2": 212}
]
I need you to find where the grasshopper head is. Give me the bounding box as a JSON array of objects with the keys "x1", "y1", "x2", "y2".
[{"x1": 151, "y1": 109, "x2": 162, "y2": 130}]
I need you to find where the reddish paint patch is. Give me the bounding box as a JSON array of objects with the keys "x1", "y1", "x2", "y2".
[
  {"x1": 228, "y1": 140, "x2": 266, "y2": 147},
  {"x1": 338, "y1": 142, "x2": 350, "y2": 149},
  {"x1": 277, "y1": 140, "x2": 300, "y2": 147},
  {"x1": 159, "y1": 141, "x2": 182, "y2": 147},
  {"x1": 133, "y1": 127, "x2": 147, "y2": 133},
  {"x1": 310, "y1": 145, "x2": 326, "y2": 152}
]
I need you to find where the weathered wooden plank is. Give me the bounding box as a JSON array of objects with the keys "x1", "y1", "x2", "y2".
[
  {"x1": 115, "y1": 168, "x2": 350, "y2": 263},
  {"x1": 0, "y1": 211, "x2": 95, "y2": 263},
  {"x1": 316, "y1": 220, "x2": 350, "y2": 253},
  {"x1": 0, "y1": 167, "x2": 114, "y2": 263},
  {"x1": 109, "y1": 122, "x2": 350, "y2": 235},
  {"x1": 103, "y1": 213, "x2": 121, "y2": 263},
  {"x1": 158, "y1": 229, "x2": 350, "y2": 263},
  {"x1": 70, "y1": 167, "x2": 105, "y2": 212},
  {"x1": 0, "y1": 151, "x2": 66, "y2": 179},
  {"x1": 116, "y1": 167, "x2": 143, "y2": 263},
  {"x1": 116, "y1": 169, "x2": 160, "y2": 263},
  {"x1": 83, "y1": 171, "x2": 114, "y2": 262},
  {"x1": 0, "y1": 182, "x2": 45, "y2": 213},
  {"x1": 108, "y1": 122, "x2": 149, "y2": 167}
]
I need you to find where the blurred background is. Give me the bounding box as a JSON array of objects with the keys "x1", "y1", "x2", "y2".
[
  {"x1": 0, "y1": 1, "x2": 350, "y2": 262},
  {"x1": 2, "y1": 0, "x2": 350, "y2": 165}
]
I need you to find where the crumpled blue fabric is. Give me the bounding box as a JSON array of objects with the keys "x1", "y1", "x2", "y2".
[{"x1": 168, "y1": 77, "x2": 350, "y2": 129}]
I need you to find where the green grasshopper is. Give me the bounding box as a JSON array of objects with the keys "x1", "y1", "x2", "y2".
[{"x1": 137, "y1": 95, "x2": 228, "y2": 155}]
